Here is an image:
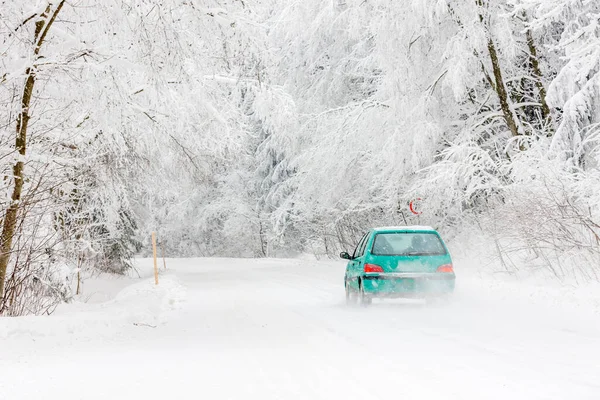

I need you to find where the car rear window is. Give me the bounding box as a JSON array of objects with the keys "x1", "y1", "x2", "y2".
[{"x1": 371, "y1": 232, "x2": 447, "y2": 256}]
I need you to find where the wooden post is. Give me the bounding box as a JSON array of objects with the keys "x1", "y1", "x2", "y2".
[
  {"x1": 160, "y1": 241, "x2": 167, "y2": 270},
  {"x1": 76, "y1": 270, "x2": 81, "y2": 295},
  {"x1": 151, "y1": 232, "x2": 159, "y2": 285}
]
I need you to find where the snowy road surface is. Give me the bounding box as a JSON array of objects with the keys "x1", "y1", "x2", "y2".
[{"x1": 1, "y1": 258, "x2": 600, "y2": 399}]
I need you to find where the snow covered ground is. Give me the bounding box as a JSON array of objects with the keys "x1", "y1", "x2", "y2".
[{"x1": 1, "y1": 257, "x2": 600, "y2": 399}]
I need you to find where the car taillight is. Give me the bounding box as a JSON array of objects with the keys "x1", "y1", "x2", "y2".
[
  {"x1": 437, "y1": 264, "x2": 454, "y2": 273},
  {"x1": 364, "y1": 264, "x2": 384, "y2": 273}
]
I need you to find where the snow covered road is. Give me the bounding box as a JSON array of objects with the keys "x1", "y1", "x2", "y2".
[{"x1": 2, "y1": 258, "x2": 600, "y2": 399}]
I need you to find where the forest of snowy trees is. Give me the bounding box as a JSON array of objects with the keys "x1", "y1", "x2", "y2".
[{"x1": 1, "y1": 0, "x2": 599, "y2": 314}]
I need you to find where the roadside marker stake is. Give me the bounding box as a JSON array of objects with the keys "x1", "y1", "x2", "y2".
[{"x1": 152, "y1": 232, "x2": 159, "y2": 285}]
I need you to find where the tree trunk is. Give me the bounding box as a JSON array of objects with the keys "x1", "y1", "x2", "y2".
[
  {"x1": 0, "y1": 1, "x2": 65, "y2": 307},
  {"x1": 486, "y1": 38, "x2": 520, "y2": 137},
  {"x1": 525, "y1": 27, "x2": 553, "y2": 131},
  {"x1": 476, "y1": 0, "x2": 521, "y2": 138}
]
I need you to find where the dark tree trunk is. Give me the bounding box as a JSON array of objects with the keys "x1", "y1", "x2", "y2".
[
  {"x1": 525, "y1": 27, "x2": 553, "y2": 131},
  {"x1": 476, "y1": 0, "x2": 521, "y2": 138},
  {"x1": 486, "y1": 38, "x2": 520, "y2": 137},
  {"x1": 0, "y1": 1, "x2": 65, "y2": 309}
]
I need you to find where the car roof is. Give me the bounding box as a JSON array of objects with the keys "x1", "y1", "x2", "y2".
[{"x1": 372, "y1": 225, "x2": 437, "y2": 233}]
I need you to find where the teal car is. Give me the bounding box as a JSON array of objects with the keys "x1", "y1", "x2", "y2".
[{"x1": 341, "y1": 226, "x2": 455, "y2": 305}]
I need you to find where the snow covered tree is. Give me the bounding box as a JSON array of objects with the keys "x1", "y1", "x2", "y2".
[{"x1": 2, "y1": 0, "x2": 600, "y2": 315}]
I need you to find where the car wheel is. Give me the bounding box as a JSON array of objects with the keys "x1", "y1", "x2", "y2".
[
  {"x1": 345, "y1": 280, "x2": 357, "y2": 306},
  {"x1": 358, "y1": 281, "x2": 372, "y2": 306}
]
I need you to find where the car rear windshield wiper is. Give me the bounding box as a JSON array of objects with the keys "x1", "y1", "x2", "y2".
[{"x1": 404, "y1": 251, "x2": 441, "y2": 256}]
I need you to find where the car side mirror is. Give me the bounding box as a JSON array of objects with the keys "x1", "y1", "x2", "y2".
[{"x1": 340, "y1": 251, "x2": 352, "y2": 260}]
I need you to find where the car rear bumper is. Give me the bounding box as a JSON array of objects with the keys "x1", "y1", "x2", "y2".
[{"x1": 362, "y1": 272, "x2": 455, "y2": 297}]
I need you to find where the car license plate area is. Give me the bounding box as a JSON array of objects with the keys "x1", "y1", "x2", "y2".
[
  {"x1": 395, "y1": 278, "x2": 415, "y2": 291},
  {"x1": 396, "y1": 278, "x2": 430, "y2": 292}
]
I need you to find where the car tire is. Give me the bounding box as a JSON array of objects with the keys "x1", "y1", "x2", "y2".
[
  {"x1": 345, "y1": 280, "x2": 357, "y2": 306},
  {"x1": 358, "y1": 281, "x2": 372, "y2": 306}
]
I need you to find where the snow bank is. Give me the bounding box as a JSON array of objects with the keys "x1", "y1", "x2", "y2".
[{"x1": 0, "y1": 273, "x2": 186, "y2": 341}]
